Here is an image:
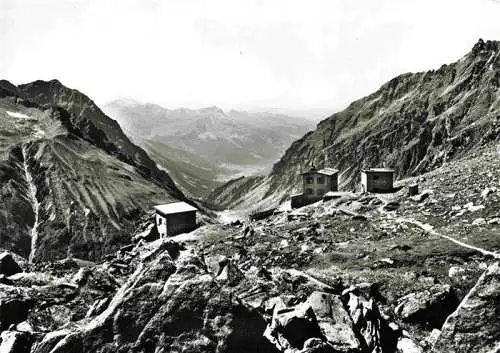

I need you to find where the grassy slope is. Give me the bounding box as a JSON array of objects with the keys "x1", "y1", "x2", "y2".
[{"x1": 142, "y1": 139, "x2": 223, "y2": 199}]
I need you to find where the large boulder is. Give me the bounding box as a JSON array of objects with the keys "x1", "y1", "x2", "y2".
[
  {"x1": 0, "y1": 331, "x2": 32, "y2": 353},
  {"x1": 215, "y1": 259, "x2": 245, "y2": 286},
  {"x1": 394, "y1": 284, "x2": 459, "y2": 328},
  {"x1": 305, "y1": 292, "x2": 360, "y2": 351},
  {"x1": 265, "y1": 302, "x2": 324, "y2": 350},
  {"x1": 0, "y1": 285, "x2": 34, "y2": 331},
  {"x1": 396, "y1": 337, "x2": 422, "y2": 353},
  {"x1": 264, "y1": 291, "x2": 361, "y2": 352},
  {"x1": 0, "y1": 252, "x2": 22, "y2": 276},
  {"x1": 433, "y1": 262, "x2": 500, "y2": 353},
  {"x1": 345, "y1": 291, "x2": 399, "y2": 353}
]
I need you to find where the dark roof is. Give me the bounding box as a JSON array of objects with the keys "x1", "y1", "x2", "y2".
[{"x1": 361, "y1": 168, "x2": 395, "y2": 173}]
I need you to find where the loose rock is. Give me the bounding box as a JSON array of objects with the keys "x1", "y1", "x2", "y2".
[
  {"x1": 433, "y1": 262, "x2": 500, "y2": 353},
  {"x1": 0, "y1": 252, "x2": 22, "y2": 276},
  {"x1": 395, "y1": 284, "x2": 459, "y2": 328}
]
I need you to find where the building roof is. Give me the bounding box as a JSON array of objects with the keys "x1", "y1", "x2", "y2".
[
  {"x1": 154, "y1": 202, "x2": 197, "y2": 216},
  {"x1": 302, "y1": 167, "x2": 339, "y2": 176},
  {"x1": 323, "y1": 191, "x2": 354, "y2": 198},
  {"x1": 361, "y1": 168, "x2": 395, "y2": 173}
]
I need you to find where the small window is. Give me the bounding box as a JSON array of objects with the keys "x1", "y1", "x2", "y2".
[
  {"x1": 317, "y1": 176, "x2": 325, "y2": 184},
  {"x1": 306, "y1": 176, "x2": 314, "y2": 184},
  {"x1": 306, "y1": 188, "x2": 314, "y2": 195},
  {"x1": 317, "y1": 189, "x2": 325, "y2": 195},
  {"x1": 158, "y1": 218, "x2": 162, "y2": 225}
]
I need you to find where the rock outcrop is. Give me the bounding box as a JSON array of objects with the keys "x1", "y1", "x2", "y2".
[
  {"x1": 0, "y1": 330, "x2": 32, "y2": 353},
  {"x1": 19, "y1": 241, "x2": 270, "y2": 353},
  {"x1": 264, "y1": 288, "x2": 400, "y2": 353},
  {"x1": 394, "y1": 284, "x2": 459, "y2": 328},
  {"x1": 433, "y1": 262, "x2": 500, "y2": 353},
  {"x1": 0, "y1": 285, "x2": 34, "y2": 331}
]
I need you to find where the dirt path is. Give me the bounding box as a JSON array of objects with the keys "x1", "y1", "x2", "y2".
[
  {"x1": 374, "y1": 194, "x2": 500, "y2": 260},
  {"x1": 397, "y1": 218, "x2": 500, "y2": 260}
]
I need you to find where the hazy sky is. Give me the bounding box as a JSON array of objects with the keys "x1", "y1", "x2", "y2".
[{"x1": 1, "y1": 0, "x2": 500, "y2": 118}]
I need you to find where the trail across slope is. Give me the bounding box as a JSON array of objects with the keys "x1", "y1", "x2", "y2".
[
  {"x1": 397, "y1": 218, "x2": 500, "y2": 260},
  {"x1": 375, "y1": 193, "x2": 500, "y2": 260}
]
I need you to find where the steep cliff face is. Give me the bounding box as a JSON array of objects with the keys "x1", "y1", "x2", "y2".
[
  {"x1": 0, "y1": 81, "x2": 186, "y2": 261},
  {"x1": 210, "y1": 39, "x2": 500, "y2": 211}
]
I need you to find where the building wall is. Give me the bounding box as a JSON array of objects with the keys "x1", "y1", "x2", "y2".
[
  {"x1": 361, "y1": 172, "x2": 393, "y2": 192},
  {"x1": 330, "y1": 176, "x2": 338, "y2": 192},
  {"x1": 291, "y1": 194, "x2": 305, "y2": 208},
  {"x1": 156, "y1": 214, "x2": 168, "y2": 237},
  {"x1": 302, "y1": 173, "x2": 338, "y2": 200},
  {"x1": 166, "y1": 211, "x2": 197, "y2": 236},
  {"x1": 361, "y1": 172, "x2": 368, "y2": 192}
]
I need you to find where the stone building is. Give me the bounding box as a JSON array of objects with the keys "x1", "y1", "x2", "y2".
[
  {"x1": 361, "y1": 168, "x2": 394, "y2": 193},
  {"x1": 154, "y1": 201, "x2": 197, "y2": 237},
  {"x1": 291, "y1": 167, "x2": 339, "y2": 208}
]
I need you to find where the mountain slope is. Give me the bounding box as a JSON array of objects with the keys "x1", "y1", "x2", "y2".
[
  {"x1": 103, "y1": 101, "x2": 315, "y2": 198},
  {"x1": 0, "y1": 80, "x2": 186, "y2": 261},
  {"x1": 211, "y1": 39, "x2": 500, "y2": 211},
  {"x1": 18, "y1": 80, "x2": 184, "y2": 199},
  {"x1": 141, "y1": 139, "x2": 223, "y2": 198}
]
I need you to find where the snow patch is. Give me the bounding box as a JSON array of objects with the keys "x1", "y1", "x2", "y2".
[
  {"x1": 217, "y1": 210, "x2": 242, "y2": 224},
  {"x1": 6, "y1": 111, "x2": 31, "y2": 119},
  {"x1": 198, "y1": 131, "x2": 218, "y2": 140}
]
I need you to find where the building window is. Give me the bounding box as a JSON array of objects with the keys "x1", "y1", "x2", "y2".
[
  {"x1": 317, "y1": 189, "x2": 325, "y2": 195},
  {"x1": 306, "y1": 188, "x2": 314, "y2": 195},
  {"x1": 306, "y1": 176, "x2": 314, "y2": 184},
  {"x1": 317, "y1": 176, "x2": 325, "y2": 184},
  {"x1": 158, "y1": 218, "x2": 162, "y2": 225}
]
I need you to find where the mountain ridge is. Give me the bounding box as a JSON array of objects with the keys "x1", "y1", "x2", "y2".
[
  {"x1": 0, "y1": 79, "x2": 187, "y2": 261},
  {"x1": 209, "y1": 39, "x2": 500, "y2": 211},
  {"x1": 18, "y1": 80, "x2": 184, "y2": 200}
]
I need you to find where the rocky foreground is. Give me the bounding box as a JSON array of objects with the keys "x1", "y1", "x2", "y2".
[
  {"x1": 0, "y1": 143, "x2": 499, "y2": 352},
  {"x1": 0, "y1": 234, "x2": 498, "y2": 353}
]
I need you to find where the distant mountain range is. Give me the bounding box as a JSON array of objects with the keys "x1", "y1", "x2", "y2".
[
  {"x1": 209, "y1": 39, "x2": 500, "y2": 212},
  {"x1": 0, "y1": 79, "x2": 185, "y2": 261},
  {"x1": 103, "y1": 101, "x2": 315, "y2": 198}
]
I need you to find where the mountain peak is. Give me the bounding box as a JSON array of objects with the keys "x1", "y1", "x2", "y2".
[
  {"x1": 25, "y1": 79, "x2": 64, "y2": 88},
  {"x1": 471, "y1": 38, "x2": 500, "y2": 56},
  {"x1": 199, "y1": 106, "x2": 225, "y2": 115},
  {"x1": 47, "y1": 78, "x2": 63, "y2": 86},
  {"x1": 0, "y1": 79, "x2": 22, "y2": 98}
]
